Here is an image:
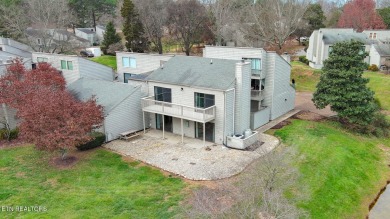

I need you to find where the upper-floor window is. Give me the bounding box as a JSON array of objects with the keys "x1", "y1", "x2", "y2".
[
  {"x1": 373, "y1": 33, "x2": 377, "y2": 39},
  {"x1": 123, "y1": 73, "x2": 132, "y2": 83},
  {"x1": 122, "y1": 57, "x2": 136, "y2": 68},
  {"x1": 154, "y1": 86, "x2": 171, "y2": 103},
  {"x1": 61, "y1": 60, "x2": 73, "y2": 70},
  {"x1": 194, "y1": 93, "x2": 215, "y2": 108},
  {"x1": 243, "y1": 58, "x2": 261, "y2": 71},
  {"x1": 37, "y1": 57, "x2": 48, "y2": 63},
  {"x1": 37, "y1": 38, "x2": 42, "y2": 45}
]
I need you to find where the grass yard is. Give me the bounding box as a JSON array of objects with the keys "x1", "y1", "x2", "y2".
[
  {"x1": 0, "y1": 146, "x2": 185, "y2": 218},
  {"x1": 274, "y1": 119, "x2": 390, "y2": 219},
  {"x1": 90, "y1": 56, "x2": 117, "y2": 70},
  {"x1": 291, "y1": 62, "x2": 390, "y2": 110}
]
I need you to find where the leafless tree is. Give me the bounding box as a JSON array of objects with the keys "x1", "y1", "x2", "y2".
[
  {"x1": 240, "y1": 0, "x2": 309, "y2": 50},
  {"x1": 167, "y1": 0, "x2": 211, "y2": 56},
  {"x1": 134, "y1": 0, "x2": 168, "y2": 54},
  {"x1": 0, "y1": 104, "x2": 11, "y2": 141},
  {"x1": 183, "y1": 145, "x2": 307, "y2": 219},
  {"x1": 0, "y1": 0, "x2": 76, "y2": 53}
]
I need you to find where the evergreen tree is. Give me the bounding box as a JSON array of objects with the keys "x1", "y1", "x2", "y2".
[
  {"x1": 101, "y1": 21, "x2": 121, "y2": 55},
  {"x1": 121, "y1": 0, "x2": 146, "y2": 53},
  {"x1": 312, "y1": 40, "x2": 376, "y2": 126}
]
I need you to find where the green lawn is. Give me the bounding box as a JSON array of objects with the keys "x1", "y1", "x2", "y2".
[
  {"x1": 90, "y1": 56, "x2": 117, "y2": 70},
  {"x1": 274, "y1": 120, "x2": 389, "y2": 219},
  {"x1": 0, "y1": 147, "x2": 185, "y2": 218},
  {"x1": 291, "y1": 62, "x2": 390, "y2": 110}
]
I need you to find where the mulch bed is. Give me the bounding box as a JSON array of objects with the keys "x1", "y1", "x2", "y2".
[
  {"x1": 271, "y1": 120, "x2": 292, "y2": 129},
  {"x1": 292, "y1": 111, "x2": 327, "y2": 121}
]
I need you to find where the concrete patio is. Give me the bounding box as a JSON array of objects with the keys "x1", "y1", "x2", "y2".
[{"x1": 104, "y1": 130, "x2": 280, "y2": 180}]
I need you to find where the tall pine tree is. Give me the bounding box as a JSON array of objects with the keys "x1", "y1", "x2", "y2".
[
  {"x1": 101, "y1": 21, "x2": 121, "y2": 55},
  {"x1": 121, "y1": 0, "x2": 146, "y2": 53},
  {"x1": 312, "y1": 40, "x2": 376, "y2": 126}
]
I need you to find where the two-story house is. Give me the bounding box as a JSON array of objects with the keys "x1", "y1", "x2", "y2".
[
  {"x1": 116, "y1": 52, "x2": 174, "y2": 83},
  {"x1": 203, "y1": 46, "x2": 295, "y2": 130},
  {"x1": 0, "y1": 37, "x2": 32, "y2": 76},
  {"x1": 139, "y1": 56, "x2": 258, "y2": 149},
  {"x1": 363, "y1": 30, "x2": 390, "y2": 68},
  {"x1": 31, "y1": 53, "x2": 115, "y2": 85},
  {"x1": 306, "y1": 28, "x2": 371, "y2": 69}
]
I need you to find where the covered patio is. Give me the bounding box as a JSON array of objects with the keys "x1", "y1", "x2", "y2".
[{"x1": 104, "y1": 130, "x2": 280, "y2": 180}]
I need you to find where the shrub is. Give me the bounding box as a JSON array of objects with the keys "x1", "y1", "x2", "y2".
[
  {"x1": 0, "y1": 128, "x2": 19, "y2": 140},
  {"x1": 368, "y1": 64, "x2": 379, "y2": 71},
  {"x1": 299, "y1": 56, "x2": 309, "y2": 65},
  {"x1": 76, "y1": 132, "x2": 105, "y2": 151}
]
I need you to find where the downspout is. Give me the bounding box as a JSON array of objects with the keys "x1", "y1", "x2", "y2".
[{"x1": 225, "y1": 87, "x2": 235, "y2": 139}]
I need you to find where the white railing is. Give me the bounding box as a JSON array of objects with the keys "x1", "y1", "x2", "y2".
[
  {"x1": 251, "y1": 90, "x2": 264, "y2": 100},
  {"x1": 141, "y1": 96, "x2": 216, "y2": 122}
]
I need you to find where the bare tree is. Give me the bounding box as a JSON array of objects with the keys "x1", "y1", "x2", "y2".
[
  {"x1": 0, "y1": 103, "x2": 11, "y2": 141},
  {"x1": 240, "y1": 0, "x2": 309, "y2": 50},
  {"x1": 167, "y1": 0, "x2": 211, "y2": 56},
  {"x1": 134, "y1": 0, "x2": 168, "y2": 54},
  {"x1": 0, "y1": 0, "x2": 75, "y2": 53}
]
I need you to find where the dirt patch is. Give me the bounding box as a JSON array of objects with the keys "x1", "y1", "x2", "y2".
[
  {"x1": 271, "y1": 120, "x2": 292, "y2": 129},
  {"x1": 293, "y1": 111, "x2": 326, "y2": 121},
  {"x1": 0, "y1": 140, "x2": 27, "y2": 149},
  {"x1": 50, "y1": 156, "x2": 78, "y2": 169}
]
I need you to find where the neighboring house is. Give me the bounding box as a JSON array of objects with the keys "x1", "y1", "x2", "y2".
[
  {"x1": 75, "y1": 28, "x2": 98, "y2": 45},
  {"x1": 116, "y1": 52, "x2": 174, "y2": 83},
  {"x1": 31, "y1": 53, "x2": 115, "y2": 85},
  {"x1": 0, "y1": 104, "x2": 18, "y2": 130},
  {"x1": 203, "y1": 46, "x2": 295, "y2": 127},
  {"x1": 26, "y1": 28, "x2": 91, "y2": 53},
  {"x1": 306, "y1": 28, "x2": 371, "y2": 69},
  {"x1": 363, "y1": 30, "x2": 390, "y2": 42},
  {"x1": 68, "y1": 78, "x2": 145, "y2": 142},
  {"x1": 95, "y1": 25, "x2": 106, "y2": 42},
  {"x1": 369, "y1": 43, "x2": 390, "y2": 67},
  {"x1": 137, "y1": 51, "x2": 294, "y2": 149}
]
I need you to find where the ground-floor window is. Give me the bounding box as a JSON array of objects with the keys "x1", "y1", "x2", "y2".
[
  {"x1": 195, "y1": 122, "x2": 215, "y2": 142},
  {"x1": 123, "y1": 73, "x2": 132, "y2": 83}
]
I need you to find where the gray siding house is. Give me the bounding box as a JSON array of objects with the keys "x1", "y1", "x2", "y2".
[
  {"x1": 68, "y1": 78, "x2": 145, "y2": 142},
  {"x1": 138, "y1": 56, "x2": 259, "y2": 149},
  {"x1": 306, "y1": 28, "x2": 371, "y2": 69},
  {"x1": 116, "y1": 52, "x2": 173, "y2": 83},
  {"x1": 203, "y1": 46, "x2": 295, "y2": 129},
  {"x1": 32, "y1": 53, "x2": 115, "y2": 84},
  {"x1": 0, "y1": 37, "x2": 32, "y2": 76}
]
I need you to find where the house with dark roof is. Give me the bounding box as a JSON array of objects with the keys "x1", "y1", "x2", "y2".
[
  {"x1": 306, "y1": 28, "x2": 371, "y2": 69},
  {"x1": 68, "y1": 78, "x2": 145, "y2": 141}
]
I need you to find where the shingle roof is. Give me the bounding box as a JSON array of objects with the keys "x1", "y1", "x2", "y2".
[
  {"x1": 323, "y1": 32, "x2": 370, "y2": 44},
  {"x1": 146, "y1": 56, "x2": 238, "y2": 90},
  {"x1": 374, "y1": 44, "x2": 390, "y2": 56},
  {"x1": 67, "y1": 78, "x2": 139, "y2": 115}
]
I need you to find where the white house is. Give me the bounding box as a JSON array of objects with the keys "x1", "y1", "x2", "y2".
[
  {"x1": 32, "y1": 53, "x2": 115, "y2": 85},
  {"x1": 306, "y1": 28, "x2": 371, "y2": 69},
  {"x1": 203, "y1": 46, "x2": 296, "y2": 127},
  {"x1": 68, "y1": 78, "x2": 145, "y2": 142},
  {"x1": 137, "y1": 48, "x2": 295, "y2": 149},
  {"x1": 362, "y1": 30, "x2": 390, "y2": 67},
  {"x1": 116, "y1": 52, "x2": 174, "y2": 83}
]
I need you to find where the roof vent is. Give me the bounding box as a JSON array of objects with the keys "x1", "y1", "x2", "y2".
[{"x1": 210, "y1": 59, "x2": 213, "y2": 64}]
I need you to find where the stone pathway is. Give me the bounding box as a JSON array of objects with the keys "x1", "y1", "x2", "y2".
[{"x1": 104, "y1": 130, "x2": 280, "y2": 181}]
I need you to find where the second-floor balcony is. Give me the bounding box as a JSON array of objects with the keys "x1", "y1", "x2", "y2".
[
  {"x1": 141, "y1": 96, "x2": 216, "y2": 123},
  {"x1": 251, "y1": 90, "x2": 265, "y2": 101}
]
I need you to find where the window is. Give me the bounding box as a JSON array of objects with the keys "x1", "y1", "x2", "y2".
[
  {"x1": 373, "y1": 33, "x2": 377, "y2": 39},
  {"x1": 328, "y1": 46, "x2": 333, "y2": 54},
  {"x1": 0, "y1": 47, "x2": 2, "y2": 51},
  {"x1": 37, "y1": 57, "x2": 48, "y2": 63},
  {"x1": 60, "y1": 60, "x2": 73, "y2": 70},
  {"x1": 61, "y1": 60, "x2": 67, "y2": 69},
  {"x1": 123, "y1": 73, "x2": 133, "y2": 83},
  {"x1": 359, "y1": 46, "x2": 365, "y2": 55},
  {"x1": 154, "y1": 87, "x2": 171, "y2": 102},
  {"x1": 67, "y1": 61, "x2": 73, "y2": 70},
  {"x1": 37, "y1": 38, "x2": 41, "y2": 45},
  {"x1": 243, "y1": 58, "x2": 261, "y2": 70},
  {"x1": 369, "y1": 33, "x2": 373, "y2": 39},
  {"x1": 122, "y1": 57, "x2": 136, "y2": 68},
  {"x1": 194, "y1": 93, "x2": 215, "y2": 108},
  {"x1": 251, "y1": 79, "x2": 265, "y2": 91}
]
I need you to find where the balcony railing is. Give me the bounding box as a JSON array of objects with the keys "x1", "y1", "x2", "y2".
[
  {"x1": 141, "y1": 96, "x2": 216, "y2": 123},
  {"x1": 251, "y1": 90, "x2": 265, "y2": 101}
]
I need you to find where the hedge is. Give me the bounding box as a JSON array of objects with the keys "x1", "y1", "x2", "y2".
[{"x1": 76, "y1": 132, "x2": 106, "y2": 151}]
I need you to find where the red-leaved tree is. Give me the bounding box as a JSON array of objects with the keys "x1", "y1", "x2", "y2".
[
  {"x1": 0, "y1": 60, "x2": 104, "y2": 158},
  {"x1": 337, "y1": 0, "x2": 387, "y2": 32}
]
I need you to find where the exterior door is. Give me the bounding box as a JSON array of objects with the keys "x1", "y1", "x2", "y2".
[
  {"x1": 156, "y1": 114, "x2": 173, "y2": 132},
  {"x1": 195, "y1": 122, "x2": 215, "y2": 142}
]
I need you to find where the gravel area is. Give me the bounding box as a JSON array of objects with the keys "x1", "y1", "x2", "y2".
[{"x1": 105, "y1": 130, "x2": 280, "y2": 180}]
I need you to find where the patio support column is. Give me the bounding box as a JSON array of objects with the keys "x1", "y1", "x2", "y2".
[
  {"x1": 181, "y1": 118, "x2": 184, "y2": 144},
  {"x1": 143, "y1": 111, "x2": 146, "y2": 134},
  {"x1": 162, "y1": 115, "x2": 165, "y2": 139},
  {"x1": 203, "y1": 122, "x2": 206, "y2": 147}
]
